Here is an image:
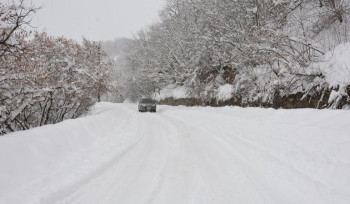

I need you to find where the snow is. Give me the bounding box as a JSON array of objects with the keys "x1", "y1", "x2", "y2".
[
  {"x1": 1, "y1": 103, "x2": 350, "y2": 204},
  {"x1": 154, "y1": 85, "x2": 189, "y2": 100},
  {"x1": 246, "y1": 7, "x2": 258, "y2": 14},
  {"x1": 217, "y1": 84, "x2": 234, "y2": 101},
  {"x1": 316, "y1": 42, "x2": 350, "y2": 86}
]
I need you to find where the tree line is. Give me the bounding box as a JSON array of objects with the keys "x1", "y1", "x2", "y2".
[
  {"x1": 0, "y1": 1, "x2": 115, "y2": 135},
  {"x1": 116, "y1": 0, "x2": 349, "y2": 106}
]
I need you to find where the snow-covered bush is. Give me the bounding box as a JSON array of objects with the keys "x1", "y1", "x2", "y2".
[
  {"x1": 1, "y1": 32, "x2": 115, "y2": 134},
  {"x1": 0, "y1": 1, "x2": 115, "y2": 135}
]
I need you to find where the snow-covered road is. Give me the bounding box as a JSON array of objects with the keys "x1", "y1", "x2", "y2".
[{"x1": 1, "y1": 103, "x2": 350, "y2": 204}]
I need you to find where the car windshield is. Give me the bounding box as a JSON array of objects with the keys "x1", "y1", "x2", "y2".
[{"x1": 141, "y1": 99, "x2": 154, "y2": 103}]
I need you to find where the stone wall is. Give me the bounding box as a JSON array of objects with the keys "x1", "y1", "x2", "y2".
[{"x1": 157, "y1": 88, "x2": 350, "y2": 109}]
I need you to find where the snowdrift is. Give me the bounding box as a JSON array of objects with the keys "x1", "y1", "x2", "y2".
[{"x1": 0, "y1": 103, "x2": 140, "y2": 204}]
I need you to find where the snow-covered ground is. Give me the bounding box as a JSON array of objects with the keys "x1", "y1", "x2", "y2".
[{"x1": 0, "y1": 103, "x2": 350, "y2": 204}]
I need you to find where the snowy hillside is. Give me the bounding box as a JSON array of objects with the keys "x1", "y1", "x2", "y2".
[
  {"x1": 1, "y1": 103, "x2": 349, "y2": 204},
  {"x1": 112, "y1": 0, "x2": 350, "y2": 109}
]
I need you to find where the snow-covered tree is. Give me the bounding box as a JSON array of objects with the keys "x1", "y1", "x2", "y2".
[
  {"x1": 0, "y1": 0, "x2": 37, "y2": 57},
  {"x1": 0, "y1": 1, "x2": 115, "y2": 135},
  {"x1": 116, "y1": 0, "x2": 349, "y2": 107}
]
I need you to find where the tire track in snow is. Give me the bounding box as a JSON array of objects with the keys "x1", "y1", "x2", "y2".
[
  {"x1": 155, "y1": 114, "x2": 219, "y2": 204},
  {"x1": 162, "y1": 112, "x2": 282, "y2": 204},
  {"x1": 198, "y1": 118, "x2": 350, "y2": 202},
  {"x1": 91, "y1": 110, "x2": 170, "y2": 204},
  {"x1": 143, "y1": 114, "x2": 171, "y2": 204},
  {"x1": 164, "y1": 111, "x2": 350, "y2": 204},
  {"x1": 41, "y1": 106, "x2": 146, "y2": 204}
]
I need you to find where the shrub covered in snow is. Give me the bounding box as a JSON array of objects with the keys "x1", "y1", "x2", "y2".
[{"x1": 0, "y1": 1, "x2": 115, "y2": 135}]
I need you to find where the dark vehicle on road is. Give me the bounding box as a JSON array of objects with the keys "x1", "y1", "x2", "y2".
[{"x1": 138, "y1": 98, "x2": 156, "y2": 112}]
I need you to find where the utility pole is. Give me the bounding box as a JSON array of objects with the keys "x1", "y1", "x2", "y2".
[{"x1": 97, "y1": 43, "x2": 101, "y2": 102}]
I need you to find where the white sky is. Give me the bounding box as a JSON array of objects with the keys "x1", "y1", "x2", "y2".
[{"x1": 27, "y1": 0, "x2": 165, "y2": 41}]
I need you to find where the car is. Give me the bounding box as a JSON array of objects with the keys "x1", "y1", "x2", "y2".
[{"x1": 138, "y1": 98, "x2": 156, "y2": 112}]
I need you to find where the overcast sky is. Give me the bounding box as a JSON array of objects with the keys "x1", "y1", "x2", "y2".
[{"x1": 28, "y1": 0, "x2": 164, "y2": 42}]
